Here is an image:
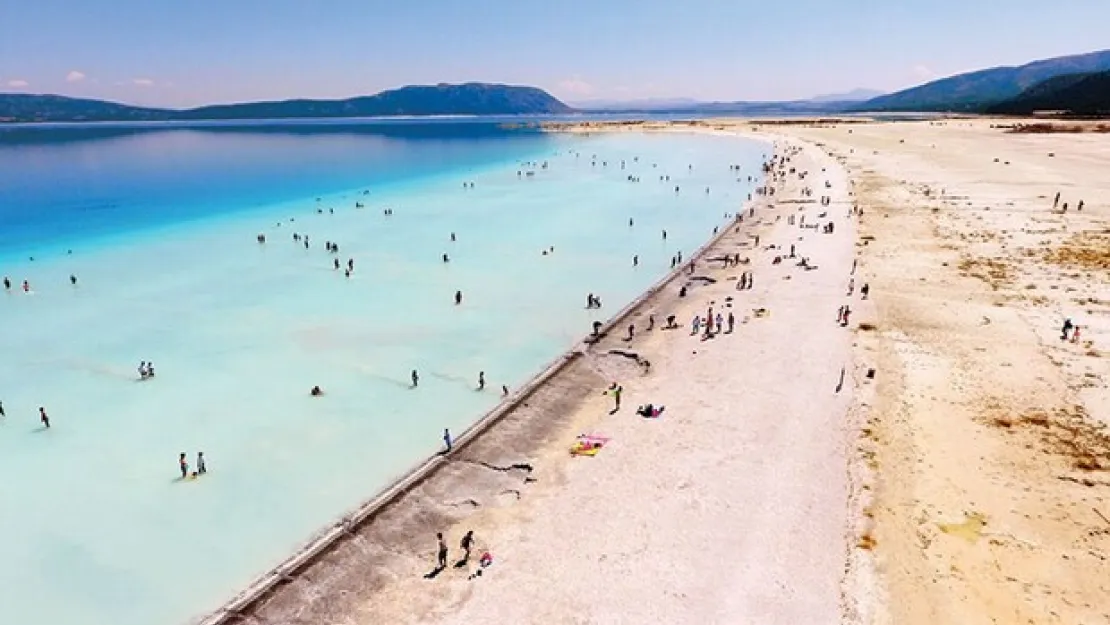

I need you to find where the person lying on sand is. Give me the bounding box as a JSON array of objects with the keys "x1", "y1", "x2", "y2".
[{"x1": 636, "y1": 404, "x2": 665, "y2": 418}]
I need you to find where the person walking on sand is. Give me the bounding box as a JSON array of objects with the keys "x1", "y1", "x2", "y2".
[
  {"x1": 727, "y1": 311, "x2": 735, "y2": 333},
  {"x1": 461, "y1": 530, "x2": 474, "y2": 564},
  {"x1": 691, "y1": 315, "x2": 701, "y2": 335},
  {"x1": 179, "y1": 452, "x2": 188, "y2": 479},
  {"x1": 1054, "y1": 192, "x2": 1060, "y2": 208},
  {"x1": 197, "y1": 452, "x2": 207, "y2": 475},
  {"x1": 411, "y1": 369, "x2": 420, "y2": 388},
  {"x1": 436, "y1": 533, "x2": 449, "y2": 569},
  {"x1": 443, "y1": 428, "x2": 452, "y2": 453}
]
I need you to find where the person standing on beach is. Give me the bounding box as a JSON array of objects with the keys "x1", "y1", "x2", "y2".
[
  {"x1": 436, "y1": 533, "x2": 449, "y2": 569},
  {"x1": 478, "y1": 371, "x2": 485, "y2": 391},
  {"x1": 179, "y1": 452, "x2": 188, "y2": 478},
  {"x1": 443, "y1": 428, "x2": 452, "y2": 453},
  {"x1": 411, "y1": 370, "x2": 420, "y2": 388},
  {"x1": 605, "y1": 383, "x2": 623, "y2": 412},
  {"x1": 727, "y1": 311, "x2": 735, "y2": 333},
  {"x1": 197, "y1": 452, "x2": 207, "y2": 475}
]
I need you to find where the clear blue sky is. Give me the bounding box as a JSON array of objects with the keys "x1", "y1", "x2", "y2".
[{"x1": 1, "y1": 0, "x2": 1107, "y2": 108}]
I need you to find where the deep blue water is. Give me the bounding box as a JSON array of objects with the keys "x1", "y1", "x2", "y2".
[{"x1": 0, "y1": 119, "x2": 559, "y2": 258}]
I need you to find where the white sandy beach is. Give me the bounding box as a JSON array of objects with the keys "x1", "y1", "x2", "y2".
[{"x1": 773, "y1": 118, "x2": 1110, "y2": 625}]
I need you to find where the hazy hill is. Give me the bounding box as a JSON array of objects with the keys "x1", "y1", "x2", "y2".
[
  {"x1": 988, "y1": 70, "x2": 1110, "y2": 115},
  {"x1": 808, "y1": 88, "x2": 885, "y2": 103},
  {"x1": 0, "y1": 83, "x2": 572, "y2": 123},
  {"x1": 0, "y1": 94, "x2": 170, "y2": 123},
  {"x1": 860, "y1": 49, "x2": 1110, "y2": 112}
]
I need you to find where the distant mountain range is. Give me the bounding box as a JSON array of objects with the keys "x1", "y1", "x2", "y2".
[
  {"x1": 0, "y1": 83, "x2": 572, "y2": 123},
  {"x1": 572, "y1": 89, "x2": 885, "y2": 113},
  {"x1": 859, "y1": 49, "x2": 1110, "y2": 113},
  {"x1": 4, "y1": 51, "x2": 1109, "y2": 124},
  {"x1": 808, "y1": 88, "x2": 886, "y2": 103}
]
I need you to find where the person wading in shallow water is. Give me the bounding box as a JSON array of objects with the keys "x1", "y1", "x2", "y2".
[{"x1": 411, "y1": 369, "x2": 419, "y2": 388}]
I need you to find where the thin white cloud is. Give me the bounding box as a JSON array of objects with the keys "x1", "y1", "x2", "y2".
[
  {"x1": 132, "y1": 78, "x2": 154, "y2": 87},
  {"x1": 912, "y1": 64, "x2": 939, "y2": 81},
  {"x1": 557, "y1": 76, "x2": 594, "y2": 97},
  {"x1": 7, "y1": 79, "x2": 29, "y2": 87},
  {"x1": 66, "y1": 70, "x2": 86, "y2": 82}
]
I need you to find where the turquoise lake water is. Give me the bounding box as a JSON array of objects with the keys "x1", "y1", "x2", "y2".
[{"x1": 0, "y1": 119, "x2": 768, "y2": 625}]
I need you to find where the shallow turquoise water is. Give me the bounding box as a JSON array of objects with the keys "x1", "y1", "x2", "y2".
[{"x1": 0, "y1": 123, "x2": 767, "y2": 625}]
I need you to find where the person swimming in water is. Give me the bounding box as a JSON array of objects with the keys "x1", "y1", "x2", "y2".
[{"x1": 69, "y1": 274, "x2": 77, "y2": 286}]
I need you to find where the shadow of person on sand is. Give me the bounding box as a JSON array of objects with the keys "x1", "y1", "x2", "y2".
[
  {"x1": 424, "y1": 565, "x2": 446, "y2": 579},
  {"x1": 454, "y1": 557, "x2": 469, "y2": 569}
]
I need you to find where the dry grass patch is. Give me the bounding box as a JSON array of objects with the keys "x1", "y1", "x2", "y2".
[
  {"x1": 1044, "y1": 230, "x2": 1110, "y2": 272},
  {"x1": 1004, "y1": 122, "x2": 1110, "y2": 134},
  {"x1": 985, "y1": 403, "x2": 1110, "y2": 472},
  {"x1": 958, "y1": 256, "x2": 1015, "y2": 289}
]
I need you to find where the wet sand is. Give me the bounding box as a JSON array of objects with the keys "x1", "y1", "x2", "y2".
[{"x1": 199, "y1": 129, "x2": 863, "y2": 624}]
